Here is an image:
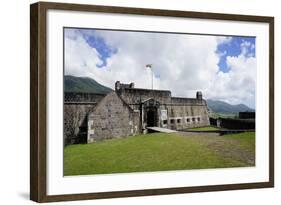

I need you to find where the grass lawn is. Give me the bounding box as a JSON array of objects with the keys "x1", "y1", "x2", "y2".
[
  {"x1": 64, "y1": 132, "x2": 255, "y2": 176},
  {"x1": 211, "y1": 112, "x2": 238, "y2": 119},
  {"x1": 187, "y1": 126, "x2": 220, "y2": 131}
]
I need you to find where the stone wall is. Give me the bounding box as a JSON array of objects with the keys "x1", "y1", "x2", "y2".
[
  {"x1": 64, "y1": 85, "x2": 210, "y2": 144},
  {"x1": 218, "y1": 118, "x2": 255, "y2": 130},
  {"x1": 64, "y1": 92, "x2": 106, "y2": 145},
  {"x1": 118, "y1": 88, "x2": 172, "y2": 110},
  {"x1": 88, "y1": 92, "x2": 140, "y2": 143},
  {"x1": 239, "y1": 112, "x2": 255, "y2": 119},
  {"x1": 64, "y1": 104, "x2": 96, "y2": 145},
  {"x1": 65, "y1": 92, "x2": 105, "y2": 102},
  {"x1": 159, "y1": 103, "x2": 209, "y2": 130},
  {"x1": 116, "y1": 86, "x2": 209, "y2": 131},
  {"x1": 171, "y1": 97, "x2": 205, "y2": 105}
]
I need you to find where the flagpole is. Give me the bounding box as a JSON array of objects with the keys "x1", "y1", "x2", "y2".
[
  {"x1": 145, "y1": 64, "x2": 153, "y2": 90},
  {"x1": 151, "y1": 67, "x2": 153, "y2": 90}
]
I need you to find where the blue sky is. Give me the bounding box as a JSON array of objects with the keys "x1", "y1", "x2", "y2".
[
  {"x1": 64, "y1": 28, "x2": 256, "y2": 108},
  {"x1": 81, "y1": 31, "x2": 118, "y2": 68},
  {"x1": 216, "y1": 37, "x2": 255, "y2": 73}
]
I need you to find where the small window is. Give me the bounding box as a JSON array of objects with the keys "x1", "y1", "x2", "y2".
[
  {"x1": 177, "y1": 119, "x2": 181, "y2": 123},
  {"x1": 170, "y1": 119, "x2": 175, "y2": 124},
  {"x1": 186, "y1": 118, "x2": 190, "y2": 123},
  {"x1": 192, "y1": 117, "x2": 196, "y2": 122},
  {"x1": 197, "y1": 117, "x2": 200, "y2": 122},
  {"x1": 163, "y1": 120, "x2": 167, "y2": 125}
]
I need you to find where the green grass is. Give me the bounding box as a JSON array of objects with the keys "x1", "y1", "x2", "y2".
[
  {"x1": 187, "y1": 126, "x2": 220, "y2": 131},
  {"x1": 224, "y1": 132, "x2": 255, "y2": 151},
  {"x1": 210, "y1": 112, "x2": 238, "y2": 119},
  {"x1": 64, "y1": 132, "x2": 255, "y2": 176}
]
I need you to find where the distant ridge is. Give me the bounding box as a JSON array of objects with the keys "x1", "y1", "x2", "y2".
[
  {"x1": 206, "y1": 99, "x2": 255, "y2": 114},
  {"x1": 64, "y1": 75, "x2": 112, "y2": 94}
]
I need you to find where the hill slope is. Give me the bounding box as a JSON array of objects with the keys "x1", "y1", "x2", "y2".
[
  {"x1": 206, "y1": 99, "x2": 254, "y2": 114},
  {"x1": 64, "y1": 75, "x2": 112, "y2": 94}
]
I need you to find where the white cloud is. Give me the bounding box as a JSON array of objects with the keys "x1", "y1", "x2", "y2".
[
  {"x1": 216, "y1": 36, "x2": 232, "y2": 44},
  {"x1": 205, "y1": 40, "x2": 256, "y2": 108},
  {"x1": 64, "y1": 29, "x2": 256, "y2": 108}
]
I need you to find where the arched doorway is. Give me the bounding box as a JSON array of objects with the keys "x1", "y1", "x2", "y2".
[
  {"x1": 142, "y1": 98, "x2": 160, "y2": 130},
  {"x1": 146, "y1": 107, "x2": 158, "y2": 127}
]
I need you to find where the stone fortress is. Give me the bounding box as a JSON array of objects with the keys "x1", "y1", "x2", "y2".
[{"x1": 64, "y1": 81, "x2": 210, "y2": 145}]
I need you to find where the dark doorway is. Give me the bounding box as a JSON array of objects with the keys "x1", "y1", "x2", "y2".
[{"x1": 146, "y1": 108, "x2": 157, "y2": 127}]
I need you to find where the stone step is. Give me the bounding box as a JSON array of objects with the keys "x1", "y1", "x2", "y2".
[{"x1": 146, "y1": 127, "x2": 177, "y2": 133}]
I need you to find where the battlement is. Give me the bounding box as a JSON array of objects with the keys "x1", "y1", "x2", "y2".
[
  {"x1": 64, "y1": 92, "x2": 106, "y2": 103},
  {"x1": 171, "y1": 97, "x2": 205, "y2": 105},
  {"x1": 115, "y1": 81, "x2": 135, "y2": 91}
]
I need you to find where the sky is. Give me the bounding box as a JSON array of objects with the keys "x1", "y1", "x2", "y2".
[{"x1": 64, "y1": 28, "x2": 256, "y2": 109}]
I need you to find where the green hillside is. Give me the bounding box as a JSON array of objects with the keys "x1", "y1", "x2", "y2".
[
  {"x1": 207, "y1": 99, "x2": 254, "y2": 114},
  {"x1": 64, "y1": 75, "x2": 112, "y2": 94}
]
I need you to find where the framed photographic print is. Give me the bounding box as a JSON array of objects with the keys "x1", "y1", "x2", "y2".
[{"x1": 30, "y1": 1, "x2": 274, "y2": 202}]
